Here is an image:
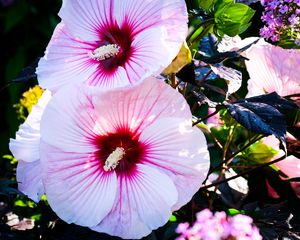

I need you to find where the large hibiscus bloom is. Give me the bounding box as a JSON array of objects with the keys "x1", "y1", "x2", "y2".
[
  {"x1": 9, "y1": 90, "x2": 51, "y2": 202},
  {"x1": 36, "y1": 0, "x2": 188, "y2": 91},
  {"x1": 39, "y1": 77, "x2": 209, "y2": 239}
]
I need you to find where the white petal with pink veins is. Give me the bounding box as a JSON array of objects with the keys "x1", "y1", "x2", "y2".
[
  {"x1": 41, "y1": 85, "x2": 99, "y2": 153},
  {"x1": 17, "y1": 160, "x2": 44, "y2": 202},
  {"x1": 9, "y1": 130, "x2": 40, "y2": 163},
  {"x1": 92, "y1": 77, "x2": 192, "y2": 133},
  {"x1": 87, "y1": 65, "x2": 130, "y2": 89},
  {"x1": 58, "y1": 0, "x2": 110, "y2": 41},
  {"x1": 245, "y1": 39, "x2": 300, "y2": 97},
  {"x1": 113, "y1": 0, "x2": 187, "y2": 57},
  {"x1": 140, "y1": 117, "x2": 210, "y2": 209},
  {"x1": 9, "y1": 90, "x2": 51, "y2": 162},
  {"x1": 9, "y1": 91, "x2": 51, "y2": 202},
  {"x1": 91, "y1": 164, "x2": 178, "y2": 239},
  {"x1": 127, "y1": 27, "x2": 171, "y2": 80},
  {"x1": 40, "y1": 142, "x2": 117, "y2": 227},
  {"x1": 36, "y1": 23, "x2": 98, "y2": 92}
]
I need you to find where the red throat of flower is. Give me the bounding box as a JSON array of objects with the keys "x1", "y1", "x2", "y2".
[
  {"x1": 95, "y1": 128, "x2": 146, "y2": 176},
  {"x1": 90, "y1": 22, "x2": 134, "y2": 73}
]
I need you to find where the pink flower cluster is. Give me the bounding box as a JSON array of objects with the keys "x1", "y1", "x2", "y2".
[
  {"x1": 9, "y1": 0, "x2": 210, "y2": 239},
  {"x1": 176, "y1": 209, "x2": 262, "y2": 240},
  {"x1": 260, "y1": 0, "x2": 300, "y2": 44}
]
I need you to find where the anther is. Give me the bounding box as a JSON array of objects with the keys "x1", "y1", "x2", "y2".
[
  {"x1": 88, "y1": 44, "x2": 120, "y2": 61},
  {"x1": 103, "y1": 147, "x2": 125, "y2": 172}
]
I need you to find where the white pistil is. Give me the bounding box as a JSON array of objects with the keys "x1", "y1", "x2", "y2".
[
  {"x1": 103, "y1": 147, "x2": 125, "y2": 172},
  {"x1": 88, "y1": 44, "x2": 120, "y2": 61}
]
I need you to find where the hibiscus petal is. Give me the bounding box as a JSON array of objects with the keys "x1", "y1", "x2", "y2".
[
  {"x1": 245, "y1": 39, "x2": 300, "y2": 97},
  {"x1": 126, "y1": 27, "x2": 171, "y2": 81},
  {"x1": 40, "y1": 142, "x2": 117, "y2": 227},
  {"x1": 40, "y1": 85, "x2": 100, "y2": 153},
  {"x1": 36, "y1": 23, "x2": 98, "y2": 92},
  {"x1": 58, "y1": 0, "x2": 111, "y2": 41},
  {"x1": 114, "y1": 0, "x2": 187, "y2": 55},
  {"x1": 91, "y1": 164, "x2": 178, "y2": 239},
  {"x1": 17, "y1": 160, "x2": 44, "y2": 202},
  {"x1": 9, "y1": 131, "x2": 40, "y2": 163},
  {"x1": 92, "y1": 77, "x2": 192, "y2": 133},
  {"x1": 139, "y1": 117, "x2": 210, "y2": 210},
  {"x1": 9, "y1": 91, "x2": 51, "y2": 162},
  {"x1": 275, "y1": 155, "x2": 300, "y2": 179},
  {"x1": 87, "y1": 65, "x2": 131, "y2": 89}
]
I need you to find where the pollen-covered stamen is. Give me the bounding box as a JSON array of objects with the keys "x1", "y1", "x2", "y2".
[
  {"x1": 88, "y1": 44, "x2": 120, "y2": 61},
  {"x1": 103, "y1": 147, "x2": 125, "y2": 172}
]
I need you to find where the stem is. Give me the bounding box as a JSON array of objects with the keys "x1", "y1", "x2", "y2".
[
  {"x1": 211, "y1": 135, "x2": 264, "y2": 173},
  {"x1": 174, "y1": 79, "x2": 182, "y2": 89},
  {"x1": 284, "y1": 93, "x2": 300, "y2": 98},
  {"x1": 207, "y1": 127, "x2": 223, "y2": 150},
  {"x1": 200, "y1": 154, "x2": 287, "y2": 190},
  {"x1": 192, "y1": 109, "x2": 220, "y2": 126},
  {"x1": 170, "y1": 73, "x2": 176, "y2": 88},
  {"x1": 211, "y1": 125, "x2": 236, "y2": 202},
  {"x1": 182, "y1": 82, "x2": 188, "y2": 97},
  {"x1": 187, "y1": 18, "x2": 214, "y2": 42},
  {"x1": 229, "y1": 165, "x2": 257, "y2": 169},
  {"x1": 202, "y1": 135, "x2": 264, "y2": 185},
  {"x1": 197, "y1": 69, "x2": 213, "y2": 85},
  {"x1": 188, "y1": 21, "x2": 214, "y2": 47},
  {"x1": 202, "y1": 83, "x2": 227, "y2": 97}
]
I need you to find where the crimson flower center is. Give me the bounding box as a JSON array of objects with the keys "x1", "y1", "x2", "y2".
[
  {"x1": 95, "y1": 129, "x2": 146, "y2": 175},
  {"x1": 92, "y1": 23, "x2": 134, "y2": 73}
]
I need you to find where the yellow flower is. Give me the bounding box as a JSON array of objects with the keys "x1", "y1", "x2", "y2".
[{"x1": 14, "y1": 85, "x2": 44, "y2": 121}]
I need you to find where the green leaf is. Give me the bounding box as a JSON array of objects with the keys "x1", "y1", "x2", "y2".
[
  {"x1": 30, "y1": 214, "x2": 42, "y2": 221},
  {"x1": 239, "y1": 141, "x2": 279, "y2": 164},
  {"x1": 14, "y1": 199, "x2": 37, "y2": 208},
  {"x1": 198, "y1": 0, "x2": 214, "y2": 11},
  {"x1": 214, "y1": 0, "x2": 234, "y2": 16},
  {"x1": 3, "y1": 154, "x2": 17, "y2": 165},
  {"x1": 214, "y1": 2, "x2": 255, "y2": 36},
  {"x1": 169, "y1": 214, "x2": 177, "y2": 222},
  {"x1": 227, "y1": 208, "x2": 245, "y2": 216}
]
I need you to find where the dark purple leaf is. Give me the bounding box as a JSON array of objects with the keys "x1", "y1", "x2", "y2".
[
  {"x1": 243, "y1": 92, "x2": 299, "y2": 112},
  {"x1": 225, "y1": 101, "x2": 286, "y2": 139}
]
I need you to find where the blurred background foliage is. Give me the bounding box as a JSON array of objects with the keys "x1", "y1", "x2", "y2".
[{"x1": 0, "y1": 0, "x2": 61, "y2": 158}]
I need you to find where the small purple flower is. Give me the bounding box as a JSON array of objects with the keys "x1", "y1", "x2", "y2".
[
  {"x1": 279, "y1": 4, "x2": 289, "y2": 14},
  {"x1": 176, "y1": 209, "x2": 262, "y2": 240},
  {"x1": 196, "y1": 208, "x2": 213, "y2": 222},
  {"x1": 271, "y1": 34, "x2": 280, "y2": 42},
  {"x1": 260, "y1": 0, "x2": 300, "y2": 42},
  {"x1": 289, "y1": 14, "x2": 300, "y2": 26},
  {"x1": 260, "y1": 25, "x2": 277, "y2": 39}
]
